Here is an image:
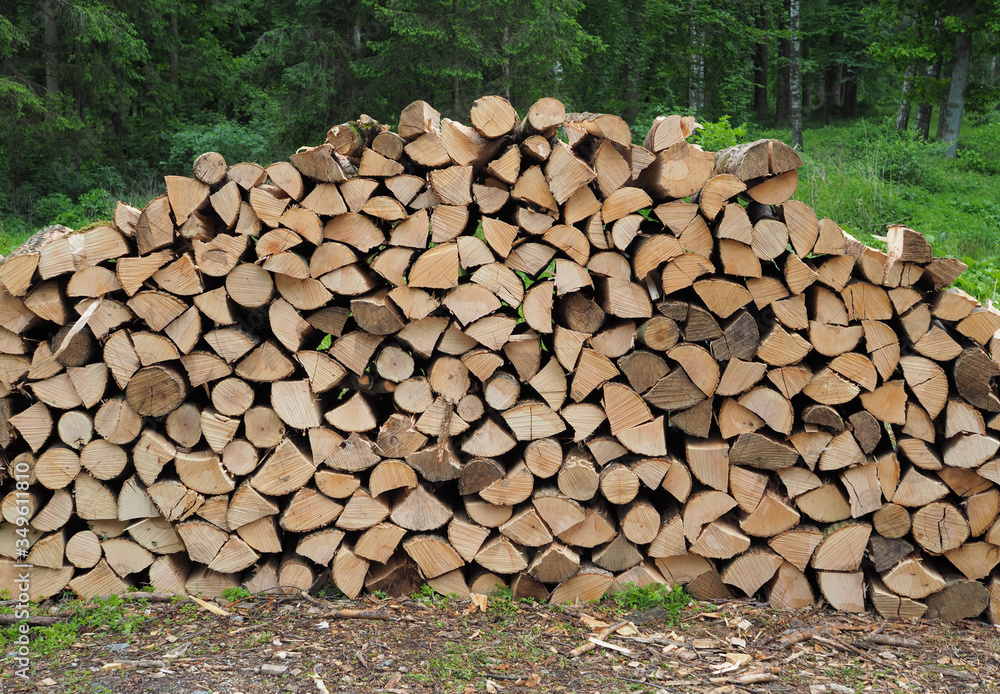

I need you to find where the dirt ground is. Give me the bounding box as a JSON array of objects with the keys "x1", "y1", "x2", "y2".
[{"x1": 4, "y1": 591, "x2": 999, "y2": 694}]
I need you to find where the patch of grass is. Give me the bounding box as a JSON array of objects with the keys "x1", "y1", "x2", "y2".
[
  {"x1": 486, "y1": 586, "x2": 521, "y2": 626},
  {"x1": 222, "y1": 586, "x2": 252, "y2": 602},
  {"x1": 609, "y1": 582, "x2": 690, "y2": 624},
  {"x1": 411, "y1": 583, "x2": 460, "y2": 608},
  {"x1": 247, "y1": 630, "x2": 273, "y2": 646},
  {"x1": 427, "y1": 643, "x2": 480, "y2": 683},
  {"x1": 0, "y1": 594, "x2": 151, "y2": 657}
]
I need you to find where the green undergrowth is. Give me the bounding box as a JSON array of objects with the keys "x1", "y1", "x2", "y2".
[
  {"x1": 754, "y1": 112, "x2": 1000, "y2": 303},
  {"x1": 609, "y1": 582, "x2": 691, "y2": 621},
  {"x1": 0, "y1": 593, "x2": 151, "y2": 657}
]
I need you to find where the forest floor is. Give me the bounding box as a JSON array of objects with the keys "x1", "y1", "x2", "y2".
[{"x1": 2, "y1": 591, "x2": 998, "y2": 694}]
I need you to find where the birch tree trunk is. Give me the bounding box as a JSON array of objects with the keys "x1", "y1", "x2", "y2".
[
  {"x1": 754, "y1": 10, "x2": 769, "y2": 121},
  {"x1": 688, "y1": 0, "x2": 705, "y2": 112},
  {"x1": 789, "y1": 0, "x2": 803, "y2": 151},
  {"x1": 895, "y1": 63, "x2": 915, "y2": 131}
]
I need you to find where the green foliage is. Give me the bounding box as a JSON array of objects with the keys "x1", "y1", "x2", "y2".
[
  {"x1": 412, "y1": 583, "x2": 459, "y2": 607},
  {"x1": 610, "y1": 582, "x2": 690, "y2": 623},
  {"x1": 692, "y1": 115, "x2": 750, "y2": 151},
  {"x1": 32, "y1": 187, "x2": 115, "y2": 229},
  {"x1": 0, "y1": 595, "x2": 150, "y2": 656},
  {"x1": 222, "y1": 586, "x2": 253, "y2": 602},
  {"x1": 163, "y1": 119, "x2": 277, "y2": 175}
]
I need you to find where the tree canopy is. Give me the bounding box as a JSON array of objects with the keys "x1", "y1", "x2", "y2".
[{"x1": 0, "y1": 0, "x2": 997, "y2": 223}]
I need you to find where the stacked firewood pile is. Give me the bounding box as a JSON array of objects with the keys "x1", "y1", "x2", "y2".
[{"x1": 3, "y1": 96, "x2": 1000, "y2": 622}]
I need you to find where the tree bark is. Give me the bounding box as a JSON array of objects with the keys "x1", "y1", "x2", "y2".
[
  {"x1": 170, "y1": 11, "x2": 180, "y2": 89},
  {"x1": 896, "y1": 63, "x2": 916, "y2": 131},
  {"x1": 754, "y1": 9, "x2": 769, "y2": 121},
  {"x1": 789, "y1": 0, "x2": 803, "y2": 150},
  {"x1": 622, "y1": 0, "x2": 644, "y2": 126},
  {"x1": 914, "y1": 57, "x2": 940, "y2": 140},
  {"x1": 937, "y1": 0, "x2": 974, "y2": 158},
  {"x1": 775, "y1": 0, "x2": 791, "y2": 125},
  {"x1": 42, "y1": 0, "x2": 58, "y2": 112},
  {"x1": 915, "y1": 14, "x2": 944, "y2": 141},
  {"x1": 822, "y1": 65, "x2": 839, "y2": 126},
  {"x1": 842, "y1": 76, "x2": 857, "y2": 118},
  {"x1": 688, "y1": 0, "x2": 705, "y2": 112}
]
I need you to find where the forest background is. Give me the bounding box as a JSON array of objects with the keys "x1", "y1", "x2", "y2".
[{"x1": 1, "y1": 0, "x2": 999, "y2": 298}]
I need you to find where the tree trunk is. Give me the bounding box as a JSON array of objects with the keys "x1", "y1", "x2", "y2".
[
  {"x1": 789, "y1": 0, "x2": 803, "y2": 150},
  {"x1": 170, "y1": 11, "x2": 180, "y2": 89},
  {"x1": 42, "y1": 0, "x2": 58, "y2": 113},
  {"x1": 501, "y1": 25, "x2": 511, "y2": 103},
  {"x1": 622, "y1": 0, "x2": 644, "y2": 126},
  {"x1": 754, "y1": 9, "x2": 769, "y2": 121},
  {"x1": 688, "y1": 0, "x2": 705, "y2": 112},
  {"x1": 935, "y1": 60, "x2": 953, "y2": 142},
  {"x1": 842, "y1": 76, "x2": 858, "y2": 118},
  {"x1": 775, "y1": 0, "x2": 791, "y2": 125},
  {"x1": 937, "y1": 0, "x2": 974, "y2": 158},
  {"x1": 915, "y1": 13, "x2": 944, "y2": 141},
  {"x1": 822, "y1": 65, "x2": 839, "y2": 126},
  {"x1": 896, "y1": 63, "x2": 916, "y2": 131},
  {"x1": 914, "y1": 56, "x2": 941, "y2": 140}
]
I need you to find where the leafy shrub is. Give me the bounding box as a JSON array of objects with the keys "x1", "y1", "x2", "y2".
[
  {"x1": 78, "y1": 188, "x2": 116, "y2": 220},
  {"x1": 34, "y1": 193, "x2": 83, "y2": 227},
  {"x1": 163, "y1": 118, "x2": 277, "y2": 174},
  {"x1": 610, "y1": 582, "x2": 690, "y2": 624},
  {"x1": 692, "y1": 115, "x2": 749, "y2": 152},
  {"x1": 222, "y1": 586, "x2": 252, "y2": 602},
  {"x1": 32, "y1": 188, "x2": 115, "y2": 229},
  {"x1": 955, "y1": 256, "x2": 1000, "y2": 305}
]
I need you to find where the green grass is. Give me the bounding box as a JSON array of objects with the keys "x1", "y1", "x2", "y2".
[
  {"x1": 608, "y1": 582, "x2": 690, "y2": 624},
  {"x1": 0, "y1": 593, "x2": 151, "y2": 657},
  {"x1": 754, "y1": 112, "x2": 1000, "y2": 301}
]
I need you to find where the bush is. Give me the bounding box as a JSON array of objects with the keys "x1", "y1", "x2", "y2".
[
  {"x1": 33, "y1": 188, "x2": 115, "y2": 229},
  {"x1": 163, "y1": 118, "x2": 278, "y2": 175},
  {"x1": 692, "y1": 115, "x2": 749, "y2": 152},
  {"x1": 850, "y1": 119, "x2": 947, "y2": 186}
]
